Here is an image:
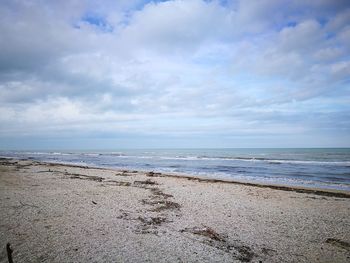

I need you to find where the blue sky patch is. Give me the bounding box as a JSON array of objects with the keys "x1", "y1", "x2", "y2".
[{"x1": 81, "y1": 13, "x2": 113, "y2": 32}]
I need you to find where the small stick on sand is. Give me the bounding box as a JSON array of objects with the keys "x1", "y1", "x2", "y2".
[{"x1": 6, "y1": 243, "x2": 13, "y2": 263}]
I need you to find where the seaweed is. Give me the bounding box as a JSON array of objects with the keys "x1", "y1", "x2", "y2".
[
  {"x1": 115, "y1": 171, "x2": 132, "y2": 176},
  {"x1": 105, "y1": 180, "x2": 131, "y2": 186},
  {"x1": 138, "y1": 216, "x2": 167, "y2": 226},
  {"x1": 180, "y1": 226, "x2": 255, "y2": 262},
  {"x1": 326, "y1": 238, "x2": 350, "y2": 251},
  {"x1": 181, "y1": 226, "x2": 225, "y2": 241},
  {"x1": 146, "y1": 171, "x2": 162, "y2": 177},
  {"x1": 68, "y1": 173, "x2": 104, "y2": 182},
  {"x1": 134, "y1": 179, "x2": 158, "y2": 185},
  {"x1": 150, "y1": 188, "x2": 173, "y2": 199},
  {"x1": 142, "y1": 199, "x2": 181, "y2": 210}
]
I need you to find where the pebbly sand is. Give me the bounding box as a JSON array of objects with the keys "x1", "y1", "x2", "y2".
[{"x1": 0, "y1": 158, "x2": 349, "y2": 263}]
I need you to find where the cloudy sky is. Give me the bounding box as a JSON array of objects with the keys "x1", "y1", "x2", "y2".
[{"x1": 0, "y1": 0, "x2": 349, "y2": 149}]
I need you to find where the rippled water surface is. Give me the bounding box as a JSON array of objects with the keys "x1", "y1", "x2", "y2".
[{"x1": 1, "y1": 148, "x2": 350, "y2": 191}]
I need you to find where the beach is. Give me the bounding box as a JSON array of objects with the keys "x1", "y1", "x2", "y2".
[{"x1": 0, "y1": 158, "x2": 349, "y2": 262}]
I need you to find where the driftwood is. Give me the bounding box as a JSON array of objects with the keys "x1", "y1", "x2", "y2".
[{"x1": 6, "y1": 243, "x2": 13, "y2": 263}]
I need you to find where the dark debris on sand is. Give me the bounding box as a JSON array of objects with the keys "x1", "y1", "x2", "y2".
[
  {"x1": 180, "y1": 226, "x2": 256, "y2": 262},
  {"x1": 325, "y1": 238, "x2": 350, "y2": 251},
  {"x1": 181, "y1": 226, "x2": 225, "y2": 241},
  {"x1": 150, "y1": 188, "x2": 173, "y2": 199},
  {"x1": 142, "y1": 199, "x2": 181, "y2": 212},
  {"x1": 68, "y1": 173, "x2": 104, "y2": 182},
  {"x1": 105, "y1": 180, "x2": 131, "y2": 186},
  {"x1": 138, "y1": 216, "x2": 168, "y2": 226},
  {"x1": 133, "y1": 179, "x2": 159, "y2": 186},
  {"x1": 115, "y1": 171, "x2": 132, "y2": 176},
  {"x1": 146, "y1": 171, "x2": 162, "y2": 177}
]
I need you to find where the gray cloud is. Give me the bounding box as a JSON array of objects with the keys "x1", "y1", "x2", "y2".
[{"x1": 0, "y1": 0, "x2": 349, "y2": 147}]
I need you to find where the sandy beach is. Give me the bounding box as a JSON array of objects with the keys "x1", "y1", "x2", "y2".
[{"x1": 0, "y1": 158, "x2": 349, "y2": 263}]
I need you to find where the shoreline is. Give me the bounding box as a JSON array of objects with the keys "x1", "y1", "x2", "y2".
[{"x1": 7, "y1": 157, "x2": 349, "y2": 198}]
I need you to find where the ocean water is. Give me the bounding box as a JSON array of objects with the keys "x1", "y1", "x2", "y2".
[{"x1": 1, "y1": 148, "x2": 350, "y2": 191}]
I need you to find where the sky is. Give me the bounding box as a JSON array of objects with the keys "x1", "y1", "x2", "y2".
[{"x1": 0, "y1": 0, "x2": 349, "y2": 149}]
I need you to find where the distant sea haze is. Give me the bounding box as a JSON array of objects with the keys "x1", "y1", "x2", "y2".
[{"x1": 2, "y1": 148, "x2": 350, "y2": 191}]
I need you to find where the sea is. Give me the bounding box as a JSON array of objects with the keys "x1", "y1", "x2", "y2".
[{"x1": 1, "y1": 148, "x2": 350, "y2": 191}]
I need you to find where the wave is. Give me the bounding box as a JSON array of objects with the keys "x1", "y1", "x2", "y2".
[
  {"x1": 156, "y1": 155, "x2": 350, "y2": 166},
  {"x1": 10, "y1": 151, "x2": 75, "y2": 156},
  {"x1": 78, "y1": 152, "x2": 350, "y2": 166},
  {"x1": 3, "y1": 151, "x2": 350, "y2": 166},
  {"x1": 49, "y1": 152, "x2": 75, "y2": 156},
  {"x1": 265, "y1": 159, "x2": 350, "y2": 166}
]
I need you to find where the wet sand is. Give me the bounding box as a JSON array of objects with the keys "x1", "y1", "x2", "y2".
[{"x1": 0, "y1": 159, "x2": 349, "y2": 262}]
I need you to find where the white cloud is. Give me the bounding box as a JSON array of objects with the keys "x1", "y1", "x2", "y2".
[
  {"x1": 119, "y1": 0, "x2": 232, "y2": 54},
  {"x1": 278, "y1": 20, "x2": 323, "y2": 52},
  {"x1": 313, "y1": 47, "x2": 344, "y2": 61},
  {"x1": 330, "y1": 61, "x2": 350, "y2": 80}
]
